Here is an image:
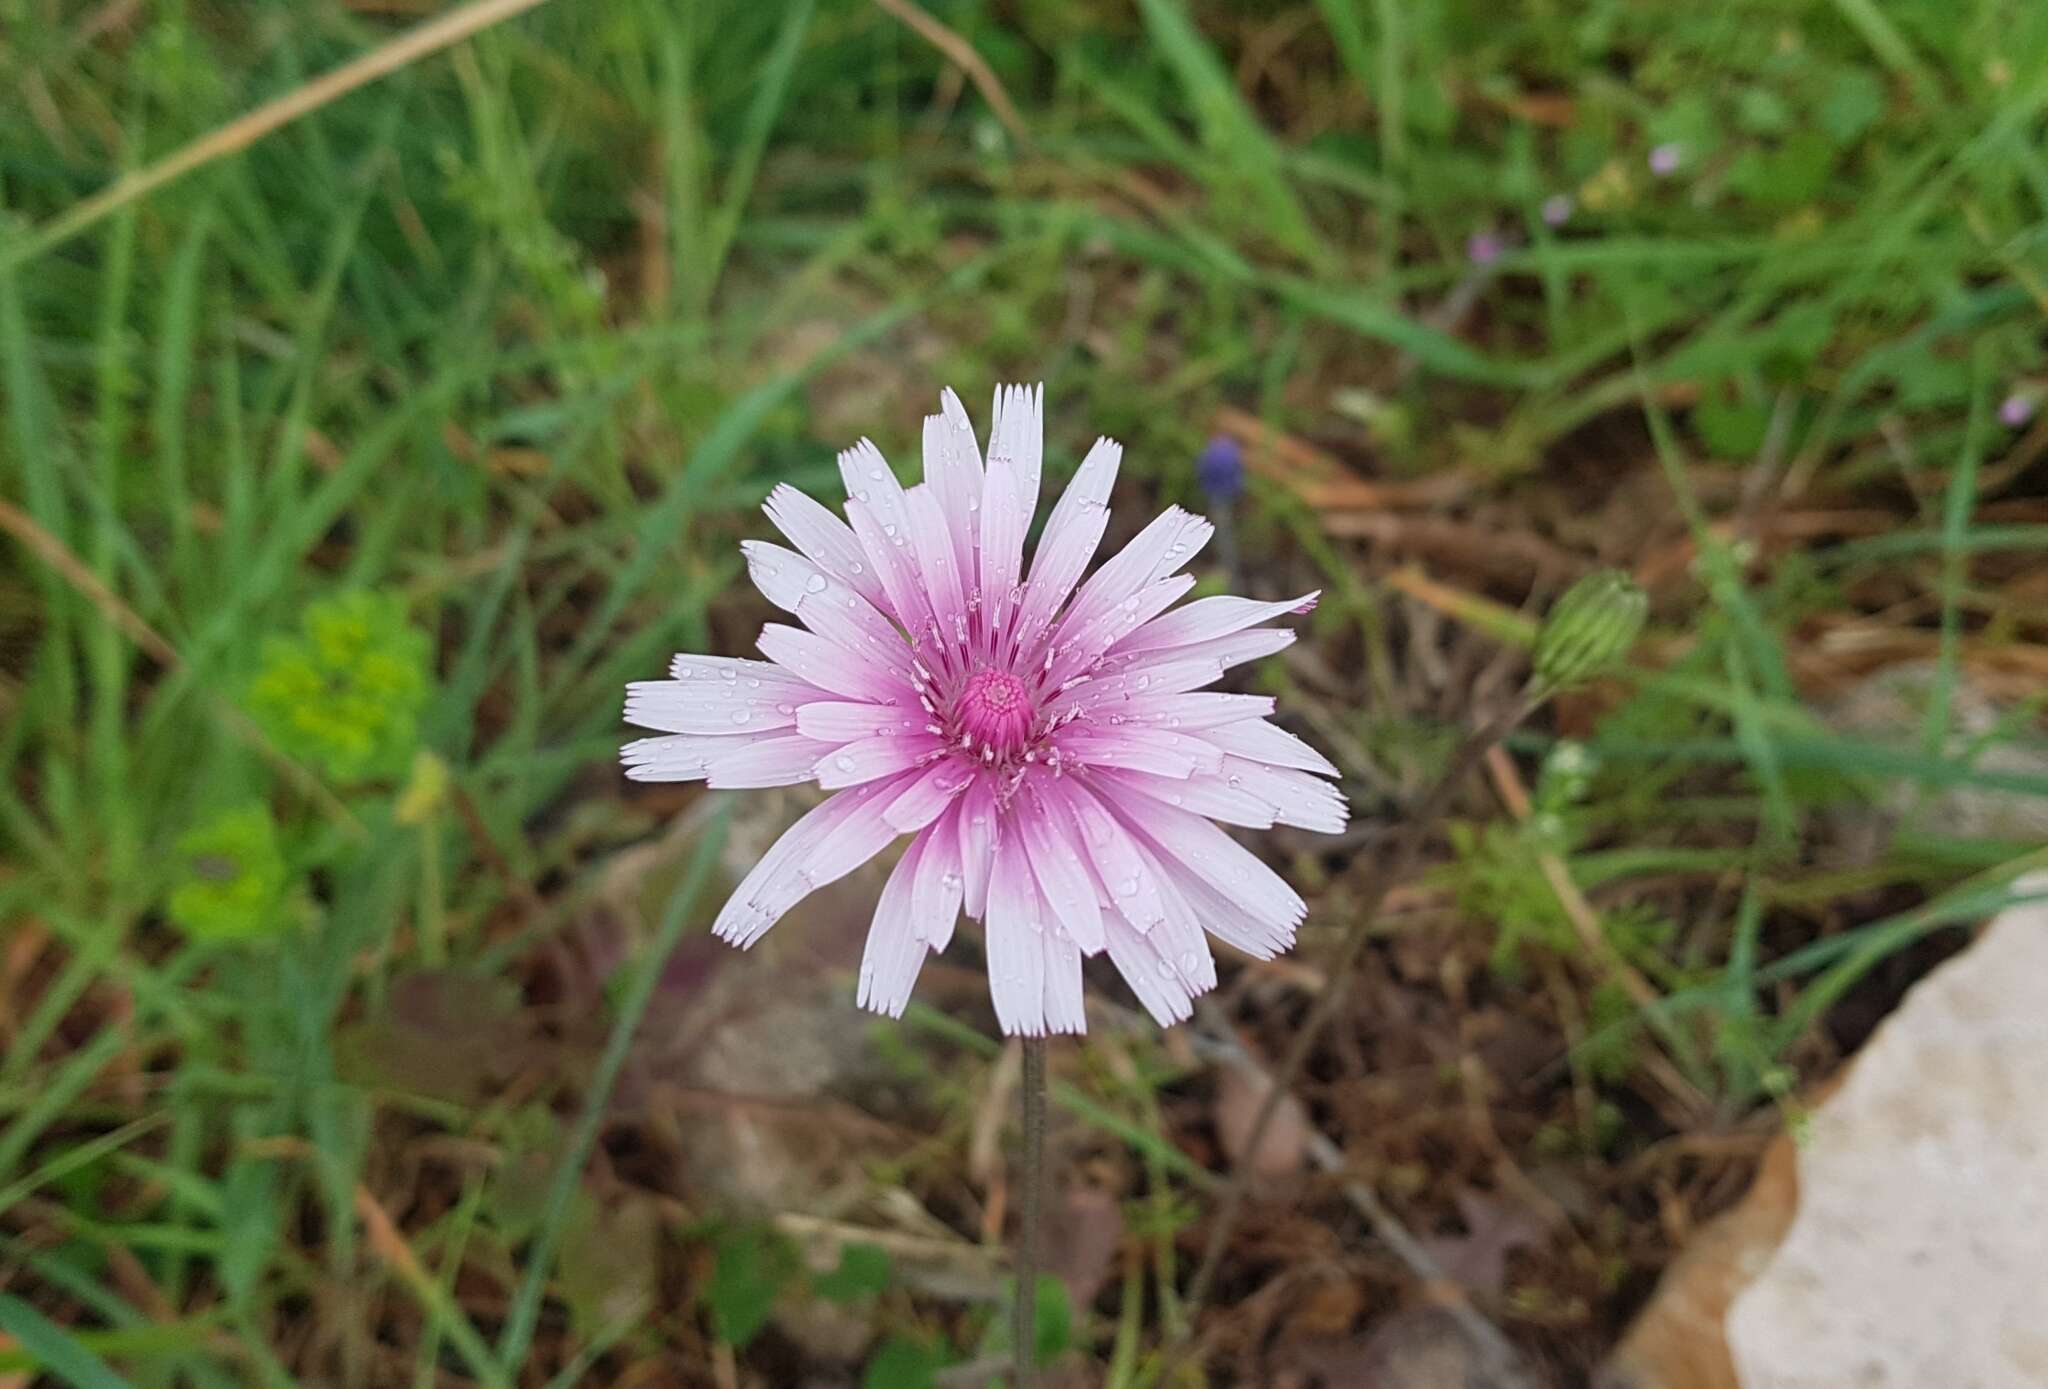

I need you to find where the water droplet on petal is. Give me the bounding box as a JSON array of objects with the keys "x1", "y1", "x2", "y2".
[
  {"x1": 1118, "y1": 875, "x2": 1140, "y2": 896},
  {"x1": 804, "y1": 573, "x2": 827, "y2": 594},
  {"x1": 731, "y1": 709, "x2": 751, "y2": 725},
  {"x1": 835, "y1": 754, "x2": 856, "y2": 772}
]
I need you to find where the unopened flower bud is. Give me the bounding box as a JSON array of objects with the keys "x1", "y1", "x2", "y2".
[{"x1": 1531, "y1": 570, "x2": 1647, "y2": 693}]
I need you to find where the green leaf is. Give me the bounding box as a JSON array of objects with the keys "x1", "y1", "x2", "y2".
[
  {"x1": 862, "y1": 1334, "x2": 945, "y2": 1389},
  {"x1": 1026, "y1": 1273, "x2": 1072, "y2": 1364},
  {"x1": 704, "y1": 1226, "x2": 798, "y2": 1347},
  {"x1": 0, "y1": 1295, "x2": 137, "y2": 1388},
  {"x1": 813, "y1": 1242, "x2": 892, "y2": 1302},
  {"x1": 1692, "y1": 388, "x2": 1772, "y2": 458},
  {"x1": 1819, "y1": 67, "x2": 1886, "y2": 144}
]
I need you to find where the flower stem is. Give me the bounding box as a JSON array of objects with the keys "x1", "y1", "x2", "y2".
[
  {"x1": 1174, "y1": 697, "x2": 1537, "y2": 1338},
  {"x1": 1015, "y1": 1034, "x2": 1048, "y2": 1389}
]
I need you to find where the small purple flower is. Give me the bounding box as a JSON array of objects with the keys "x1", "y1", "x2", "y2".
[
  {"x1": 1195, "y1": 435, "x2": 1245, "y2": 503},
  {"x1": 2000, "y1": 393, "x2": 2035, "y2": 429},
  {"x1": 1541, "y1": 194, "x2": 1574, "y2": 227},
  {"x1": 1648, "y1": 143, "x2": 1684, "y2": 178},
  {"x1": 1466, "y1": 231, "x2": 1505, "y2": 266}
]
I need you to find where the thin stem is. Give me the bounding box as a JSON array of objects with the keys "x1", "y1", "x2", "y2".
[
  {"x1": 1171, "y1": 698, "x2": 1535, "y2": 1347},
  {"x1": 1014, "y1": 1035, "x2": 1048, "y2": 1389}
]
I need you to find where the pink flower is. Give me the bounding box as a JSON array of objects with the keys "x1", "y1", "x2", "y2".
[{"x1": 623, "y1": 387, "x2": 1345, "y2": 1035}]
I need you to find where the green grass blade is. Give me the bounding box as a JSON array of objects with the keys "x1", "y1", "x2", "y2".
[{"x1": 0, "y1": 1295, "x2": 139, "y2": 1388}]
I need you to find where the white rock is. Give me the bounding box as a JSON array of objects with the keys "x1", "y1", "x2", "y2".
[{"x1": 1727, "y1": 875, "x2": 2048, "y2": 1389}]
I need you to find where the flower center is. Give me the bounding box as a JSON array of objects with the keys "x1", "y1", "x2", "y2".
[{"x1": 955, "y1": 668, "x2": 1035, "y2": 757}]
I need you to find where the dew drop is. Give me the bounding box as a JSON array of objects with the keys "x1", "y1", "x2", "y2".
[
  {"x1": 804, "y1": 573, "x2": 827, "y2": 594},
  {"x1": 1118, "y1": 875, "x2": 1140, "y2": 896},
  {"x1": 1178, "y1": 950, "x2": 1199, "y2": 973},
  {"x1": 731, "y1": 709, "x2": 751, "y2": 725},
  {"x1": 1155, "y1": 957, "x2": 1177, "y2": 979},
  {"x1": 835, "y1": 754, "x2": 856, "y2": 772}
]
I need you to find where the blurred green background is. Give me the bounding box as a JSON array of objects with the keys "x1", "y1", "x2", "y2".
[{"x1": 5, "y1": 0, "x2": 2048, "y2": 1384}]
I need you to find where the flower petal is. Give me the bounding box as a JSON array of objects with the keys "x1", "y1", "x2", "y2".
[
  {"x1": 757, "y1": 623, "x2": 911, "y2": 703},
  {"x1": 841, "y1": 440, "x2": 933, "y2": 637},
  {"x1": 625, "y1": 663, "x2": 816, "y2": 735},
  {"x1": 884, "y1": 758, "x2": 973, "y2": 832},
  {"x1": 925, "y1": 391, "x2": 984, "y2": 594},
  {"x1": 911, "y1": 807, "x2": 965, "y2": 952},
  {"x1": 623, "y1": 732, "x2": 727, "y2": 781},
  {"x1": 1108, "y1": 795, "x2": 1306, "y2": 943},
  {"x1": 1057, "y1": 778, "x2": 1169, "y2": 935},
  {"x1": 1057, "y1": 726, "x2": 1226, "y2": 778},
  {"x1": 763, "y1": 483, "x2": 892, "y2": 613},
  {"x1": 815, "y1": 733, "x2": 943, "y2": 789},
  {"x1": 1219, "y1": 757, "x2": 1349, "y2": 831},
  {"x1": 858, "y1": 833, "x2": 930, "y2": 1019},
  {"x1": 1202, "y1": 718, "x2": 1341, "y2": 776},
  {"x1": 989, "y1": 382, "x2": 1044, "y2": 537},
  {"x1": 956, "y1": 780, "x2": 998, "y2": 919},
  {"x1": 1014, "y1": 775, "x2": 1106, "y2": 954},
  {"x1": 904, "y1": 484, "x2": 969, "y2": 661},
  {"x1": 712, "y1": 778, "x2": 909, "y2": 948},
  {"x1": 1087, "y1": 766, "x2": 1278, "y2": 829},
  {"x1": 1098, "y1": 626, "x2": 1296, "y2": 683},
  {"x1": 1040, "y1": 920, "x2": 1088, "y2": 1035},
  {"x1": 796, "y1": 700, "x2": 926, "y2": 743},
  {"x1": 1103, "y1": 915, "x2": 1196, "y2": 1027},
  {"x1": 1114, "y1": 590, "x2": 1319, "y2": 656},
  {"x1": 704, "y1": 733, "x2": 842, "y2": 789},
  {"x1": 742, "y1": 541, "x2": 911, "y2": 680},
  {"x1": 1043, "y1": 574, "x2": 1196, "y2": 689},
  {"x1": 985, "y1": 830, "x2": 1049, "y2": 1036},
  {"x1": 1052, "y1": 507, "x2": 1212, "y2": 655},
  {"x1": 1015, "y1": 436, "x2": 1120, "y2": 656},
  {"x1": 1119, "y1": 692, "x2": 1276, "y2": 730},
  {"x1": 977, "y1": 427, "x2": 1030, "y2": 647}
]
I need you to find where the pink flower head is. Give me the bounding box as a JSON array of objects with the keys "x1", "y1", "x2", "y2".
[{"x1": 623, "y1": 386, "x2": 1345, "y2": 1035}]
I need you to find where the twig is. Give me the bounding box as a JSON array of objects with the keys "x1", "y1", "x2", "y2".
[
  {"x1": 1167, "y1": 698, "x2": 1537, "y2": 1366},
  {"x1": 1191, "y1": 1013, "x2": 1543, "y2": 1389},
  {"x1": 2, "y1": 0, "x2": 557, "y2": 268},
  {"x1": 1014, "y1": 1035, "x2": 1048, "y2": 1389},
  {"x1": 872, "y1": 0, "x2": 1032, "y2": 149}
]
